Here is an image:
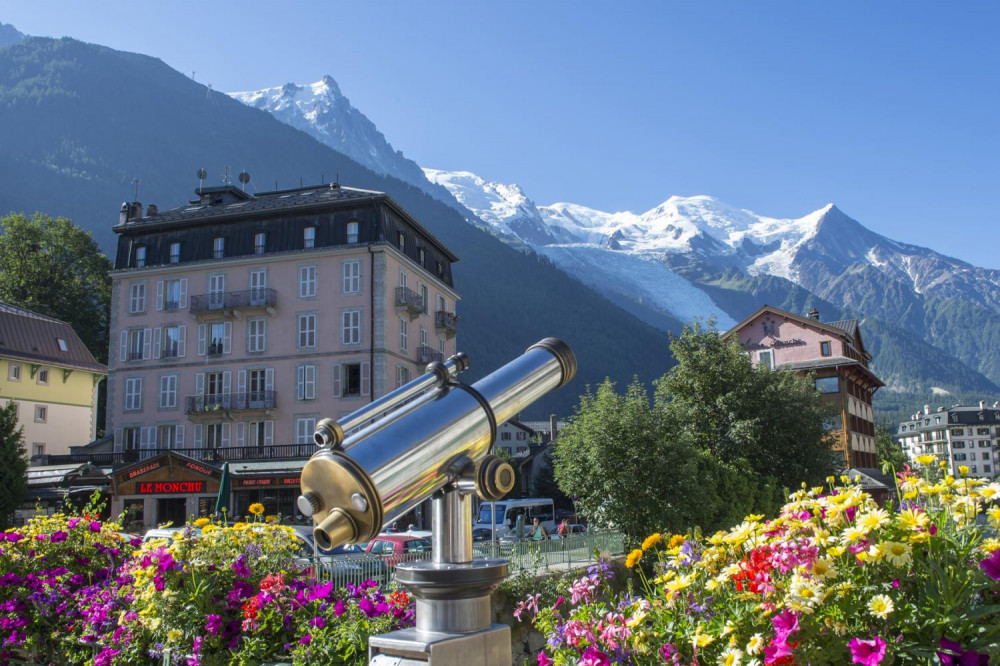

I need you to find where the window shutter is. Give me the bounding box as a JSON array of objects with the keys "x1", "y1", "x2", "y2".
[
  {"x1": 114, "y1": 428, "x2": 122, "y2": 452},
  {"x1": 179, "y1": 279, "x2": 188, "y2": 309},
  {"x1": 196, "y1": 372, "x2": 205, "y2": 396},
  {"x1": 152, "y1": 327, "x2": 161, "y2": 359},
  {"x1": 142, "y1": 328, "x2": 152, "y2": 359},
  {"x1": 265, "y1": 368, "x2": 274, "y2": 391},
  {"x1": 222, "y1": 422, "x2": 231, "y2": 448},
  {"x1": 296, "y1": 365, "x2": 305, "y2": 400},
  {"x1": 198, "y1": 324, "x2": 207, "y2": 356},
  {"x1": 194, "y1": 424, "x2": 203, "y2": 448},
  {"x1": 119, "y1": 331, "x2": 127, "y2": 362},
  {"x1": 136, "y1": 379, "x2": 144, "y2": 411},
  {"x1": 332, "y1": 363, "x2": 342, "y2": 397},
  {"x1": 222, "y1": 371, "x2": 231, "y2": 409},
  {"x1": 223, "y1": 321, "x2": 232, "y2": 354},
  {"x1": 264, "y1": 420, "x2": 274, "y2": 447},
  {"x1": 140, "y1": 427, "x2": 150, "y2": 450},
  {"x1": 237, "y1": 370, "x2": 247, "y2": 400},
  {"x1": 177, "y1": 325, "x2": 186, "y2": 357},
  {"x1": 236, "y1": 422, "x2": 245, "y2": 447},
  {"x1": 361, "y1": 361, "x2": 370, "y2": 397},
  {"x1": 306, "y1": 364, "x2": 316, "y2": 399},
  {"x1": 156, "y1": 280, "x2": 164, "y2": 311},
  {"x1": 176, "y1": 425, "x2": 184, "y2": 448}
]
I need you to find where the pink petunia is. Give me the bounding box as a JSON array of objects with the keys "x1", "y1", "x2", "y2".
[
  {"x1": 979, "y1": 549, "x2": 1000, "y2": 581},
  {"x1": 848, "y1": 636, "x2": 887, "y2": 666},
  {"x1": 537, "y1": 652, "x2": 554, "y2": 666}
]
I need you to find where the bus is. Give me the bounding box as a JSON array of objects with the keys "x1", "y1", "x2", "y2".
[{"x1": 473, "y1": 497, "x2": 556, "y2": 538}]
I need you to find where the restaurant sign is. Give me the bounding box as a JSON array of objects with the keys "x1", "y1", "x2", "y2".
[
  {"x1": 137, "y1": 481, "x2": 205, "y2": 494},
  {"x1": 235, "y1": 476, "x2": 301, "y2": 488}
]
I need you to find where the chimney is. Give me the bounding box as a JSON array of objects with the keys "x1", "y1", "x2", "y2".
[
  {"x1": 980, "y1": 400, "x2": 987, "y2": 410},
  {"x1": 807, "y1": 308, "x2": 820, "y2": 321},
  {"x1": 146, "y1": 204, "x2": 158, "y2": 217},
  {"x1": 128, "y1": 201, "x2": 142, "y2": 221},
  {"x1": 924, "y1": 405, "x2": 930, "y2": 415},
  {"x1": 119, "y1": 202, "x2": 128, "y2": 225},
  {"x1": 549, "y1": 414, "x2": 558, "y2": 443}
]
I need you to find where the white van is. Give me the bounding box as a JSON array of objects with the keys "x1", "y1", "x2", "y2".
[{"x1": 474, "y1": 498, "x2": 556, "y2": 538}]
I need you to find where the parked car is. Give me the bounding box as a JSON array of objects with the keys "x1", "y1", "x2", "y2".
[
  {"x1": 291, "y1": 527, "x2": 387, "y2": 584},
  {"x1": 365, "y1": 534, "x2": 432, "y2": 568},
  {"x1": 556, "y1": 524, "x2": 588, "y2": 538},
  {"x1": 142, "y1": 527, "x2": 198, "y2": 543}
]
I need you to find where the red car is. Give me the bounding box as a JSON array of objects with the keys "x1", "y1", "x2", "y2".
[{"x1": 364, "y1": 534, "x2": 432, "y2": 568}]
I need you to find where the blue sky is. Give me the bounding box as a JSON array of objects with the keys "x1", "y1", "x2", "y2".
[{"x1": 2, "y1": 2, "x2": 998, "y2": 267}]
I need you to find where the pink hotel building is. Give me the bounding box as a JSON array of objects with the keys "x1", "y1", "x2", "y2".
[{"x1": 105, "y1": 183, "x2": 460, "y2": 529}]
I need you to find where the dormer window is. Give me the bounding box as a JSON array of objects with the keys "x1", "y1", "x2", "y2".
[
  {"x1": 346, "y1": 221, "x2": 359, "y2": 244},
  {"x1": 135, "y1": 245, "x2": 146, "y2": 268},
  {"x1": 397, "y1": 232, "x2": 405, "y2": 251},
  {"x1": 419, "y1": 248, "x2": 426, "y2": 265},
  {"x1": 169, "y1": 242, "x2": 181, "y2": 264},
  {"x1": 254, "y1": 232, "x2": 267, "y2": 255},
  {"x1": 57, "y1": 338, "x2": 68, "y2": 352},
  {"x1": 213, "y1": 237, "x2": 225, "y2": 259},
  {"x1": 304, "y1": 227, "x2": 316, "y2": 249}
]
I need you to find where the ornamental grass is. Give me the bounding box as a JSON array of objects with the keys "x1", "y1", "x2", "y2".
[
  {"x1": 519, "y1": 459, "x2": 1000, "y2": 664},
  {"x1": 1, "y1": 506, "x2": 412, "y2": 665}
]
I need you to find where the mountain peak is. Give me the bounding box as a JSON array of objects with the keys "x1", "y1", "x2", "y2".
[
  {"x1": 315, "y1": 75, "x2": 343, "y2": 98},
  {"x1": 0, "y1": 22, "x2": 26, "y2": 48}
]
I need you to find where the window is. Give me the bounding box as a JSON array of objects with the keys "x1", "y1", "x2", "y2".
[
  {"x1": 437, "y1": 294, "x2": 446, "y2": 313},
  {"x1": 164, "y1": 279, "x2": 183, "y2": 310},
  {"x1": 205, "y1": 423, "x2": 224, "y2": 449},
  {"x1": 297, "y1": 363, "x2": 317, "y2": 400},
  {"x1": 420, "y1": 327, "x2": 429, "y2": 348},
  {"x1": 342, "y1": 260, "x2": 361, "y2": 294},
  {"x1": 399, "y1": 317, "x2": 409, "y2": 351},
  {"x1": 57, "y1": 338, "x2": 68, "y2": 352},
  {"x1": 299, "y1": 265, "x2": 317, "y2": 298},
  {"x1": 953, "y1": 429, "x2": 965, "y2": 436},
  {"x1": 7, "y1": 364, "x2": 20, "y2": 381},
  {"x1": 757, "y1": 350, "x2": 773, "y2": 370},
  {"x1": 248, "y1": 370, "x2": 268, "y2": 406},
  {"x1": 157, "y1": 425, "x2": 177, "y2": 450},
  {"x1": 298, "y1": 313, "x2": 317, "y2": 348},
  {"x1": 124, "y1": 377, "x2": 143, "y2": 411},
  {"x1": 397, "y1": 232, "x2": 405, "y2": 251},
  {"x1": 303, "y1": 227, "x2": 316, "y2": 248},
  {"x1": 419, "y1": 284, "x2": 429, "y2": 313},
  {"x1": 159, "y1": 375, "x2": 177, "y2": 409},
  {"x1": 986, "y1": 465, "x2": 993, "y2": 473},
  {"x1": 208, "y1": 274, "x2": 226, "y2": 309},
  {"x1": 346, "y1": 221, "x2": 359, "y2": 244},
  {"x1": 34, "y1": 405, "x2": 47, "y2": 423},
  {"x1": 32, "y1": 443, "x2": 45, "y2": 457},
  {"x1": 162, "y1": 325, "x2": 182, "y2": 358},
  {"x1": 820, "y1": 341, "x2": 831, "y2": 357},
  {"x1": 342, "y1": 310, "x2": 361, "y2": 345},
  {"x1": 399, "y1": 269, "x2": 408, "y2": 289},
  {"x1": 439, "y1": 337, "x2": 446, "y2": 354},
  {"x1": 208, "y1": 323, "x2": 226, "y2": 356},
  {"x1": 129, "y1": 282, "x2": 146, "y2": 313},
  {"x1": 213, "y1": 237, "x2": 225, "y2": 259},
  {"x1": 247, "y1": 420, "x2": 267, "y2": 447},
  {"x1": 981, "y1": 440, "x2": 992, "y2": 448},
  {"x1": 419, "y1": 248, "x2": 426, "y2": 265},
  {"x1": 127, "y1": 329, "x2": 145, "y2": 361},
  {"x1": 169, "y1": 241, "x2": 181, "y2": 264},
  {"x1": 254, "y1": 232, "x2": 266, "y2": 254},
  {"x1": 516, "y1": 432, "x2": 527, "y2": 440},
  {"x1": 247, "y1": 318, "x2": 266, "y2": 353},
  {"x1": 953, "y1": 441, "x2": 965, "y2": 449},
  {"x1": 296, "y1": 417, "x2": 317, "y2": 445},
  {"x1": 205, "y1": 372, "x2": 224, "y2": 398},
  {"x1": 978, "y1": 428, "x2": 991, "y2": 435},
  {"x1": 501, "y1": 432, "x2": 512, "y2": 441},
  {"x1": 135, "y1": 245, "x2": 146, "y2": 267},
  {"x1": 816, "y1": 377, "x2": 840, "y2": 394},
  {"x1": 984, "y1": 452, "x2": 991, "y2": 460},
  {"x1": 343, "y1": 363, "x2": 363, "y2": 397},
  {"x1": 122, "y1": 427, "x2": 140, "y2": 452},
  {"x1": 396, "y1": 365, "x2": 410, "y2": 389},
  {"x1": 954, "y1": 453, "x2": 967, "y2": 461},
  {"x1": 37, "y1": 368, "x2": 49, "y2": 385}
]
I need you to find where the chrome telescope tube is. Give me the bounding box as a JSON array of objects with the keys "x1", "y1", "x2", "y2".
[{"x1": 300, "y1": 338, "x2": 576, "y2": 550}]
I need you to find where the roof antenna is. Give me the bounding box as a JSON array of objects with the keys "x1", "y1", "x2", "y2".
[
  {"x1": 239, "y1": 170, "x2": 251, "y2": 192},
  {"x1": 197, "y1": 168, "x2": 207, "y2": 191},
  {"x1": 132, "y1": 178, "x2": 141, "y2": 201},
  {"x1": 222, "y1": 165, "x2": 232, "y2": 185}
]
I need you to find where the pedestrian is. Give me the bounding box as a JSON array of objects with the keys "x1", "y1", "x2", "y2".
[
  {"x1": 557, "y1": 518, "x2": 570, "y2": 538},
  {"x1": 530, "y1": 517, "x2": 548, "y2": 541}
]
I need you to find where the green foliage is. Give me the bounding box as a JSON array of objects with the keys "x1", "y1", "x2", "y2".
[
  {"x1": 0, "y1": 400, "x2": 27, "y2": 528},
  {"x1": 655, "y1": 320, "x2": 836, "y2": 489},
  {"x1": 875, "y1": 422, "x2": 908, "y2": 471},
  {"x1": 0, "y1": 212, "x2": 112, "y2": 363}
]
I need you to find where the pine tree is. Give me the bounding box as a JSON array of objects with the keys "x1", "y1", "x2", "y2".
[{"x1": 0, "y1": 401, "x2": 27, "y2": 528}]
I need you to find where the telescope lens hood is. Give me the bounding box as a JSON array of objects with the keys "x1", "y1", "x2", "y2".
[{"x1": 527, "y1": 338, "x2": 577, "y2": 388}]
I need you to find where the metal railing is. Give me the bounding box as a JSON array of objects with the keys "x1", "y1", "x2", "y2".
[
  {"x1": 184, "y1": 391, "x2": 277, "y2": 414},
  {"x1": 32, "y1": 442, "x2": 315, "y2": 467},
  {"x1": 310, "y1": 531, "x2": 625, "y2": 588},
  {"x1": 190, "y1": 289, "x2": 277, "y2": 314},
  {"x1": 395, "y1": 287, "x2": 423, "y2": 315},
  {"x1": 417, "y1": 346, "x2": 444, "y2": 364},
  {"x1": 435, "y1": 310, "x2": 458, "y2": 336}
]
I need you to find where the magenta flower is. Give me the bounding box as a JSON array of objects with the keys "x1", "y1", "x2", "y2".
[
  {"x1": 306, "y1": 581, "x2": 334, "y2": 600},
  {"x1": 333, "y1": 599, "x2": 345, "y2": 617},
  {"x1": 579, "y1": 645, "x2": 611, "y2": 666},
  {"x1": 89, "y1": 521, "x2": 102, "y2": 533},
  {"x1": 771, "y1": 609, "x2": 799, "y2": 641},
  {"x1": 848, "y1": 636, "x2": 887, "y2": 666},
  {"x1": 231, "y1": 554, "x2": 252, "y2": 578},
  {"x1": 50, "y1": 531, "x2": 68, "y2": 543},
  {"x1": 979, "y1": 549, "x2": 1000, "y2": 581},
  {"x1": 937, "y1": 637, "x2": 990, "y2": 665},
  {"x1": 205, "y1": 614, "x2": 223, "y2": 636},
  {"x1": 68, "y1": 518, "x2": 81, "y2": 529},
  {"x1": 309, "y1": 616, "x2": 325, "y2": 629},
  {"x1": 537, "y1": 652, "x2": 554, "y2": 666},
  {"x1": 299, "y1": 634, "x2": 312, "y2": 645}
]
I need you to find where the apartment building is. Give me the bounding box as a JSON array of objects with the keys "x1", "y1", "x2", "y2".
[
  {"x1": 897, "y1": 402, "x2": 1000, "y2": 478},
  {"x1": 723, "y1": 305, "x2": 883, "y2": 469},
  {"x1": 105, "y1": 182, "x2": 459, "y2": 529},
  {"x1": 0, "y1": 302, "x2": 106, "y2": 457}
]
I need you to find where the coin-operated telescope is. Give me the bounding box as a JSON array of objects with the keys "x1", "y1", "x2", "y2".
[{"x1": 298, "y1": 338, "x2": 576, "y2": 666}]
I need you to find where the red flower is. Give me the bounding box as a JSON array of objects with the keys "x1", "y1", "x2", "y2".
[
  {"x1": 389, "y1": 590, "x2": 410, "y2": 608},
  {"x1": 242, "y1": 597, "x2": 260, "y2": 620}
]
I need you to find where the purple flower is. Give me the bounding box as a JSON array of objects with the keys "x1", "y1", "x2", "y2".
[
  {"x1": 937, "y1": 637, "x2": 990, "y2": 665},
  {"x1": 537, "y1": 652, "x2": 554, "y2": 666},
  {"x1": 979, "y1": 549, "x2": 1000, "y2": 581},
  {"x1": 51, "y1": 531, "x2": 69, "y2": 543},
  {"x1": 94, "y1": 647, "x2": 120, "y2": 666},
  {"x1": 153, "y1": 573, "x2": 164, "y2": 591},
  {"x1": 359, "y1": 598, "x2": 379, "y2": 618},
  {"x1": 68, "y1": 518, "x2": 81, "y2": 529},
  {"x1": 660, "y1": 643, "x2": 677, "y2": 661},
  {"x1": 310, "y1": 616, "x2": 325, "y2": 629},
  {"x1": 579, "y1": 645, "x2": 610, "y2": 666},
  {"x1": 299, "y1": 634, "x2": 312, "y2": 645},
  {"x1": 231, "y1": 554, "x2": 251, "y2": 578},
  {"x1": 89, "y1": 521, "x2": 102, "y2": 533},
  {"x1": 771, "y1": 609, "x2": 799, "y2": 642},
  {"x1": 5, "y1": 533, "x2": 23, "y2": 543},
  {"x1": 307, "y1": 581, "x2": 334, "y2": 600},
  {"x1": 849, "y1": 637, "x2": 887, "y2": 666},
  {"x1": 205, "y1": 614, "x2": 223, "y2": 636},
  {"x1": 333, "y1": 599, "x2": 345, "y2": 617}
]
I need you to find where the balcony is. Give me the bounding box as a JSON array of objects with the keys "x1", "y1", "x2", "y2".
[
  {"x1": 435, "y1": 311, "x2": 458, "y2": 338},
  {"x1": 395, "y1": 287, "x2": 423, "y2": 320},
  {"x1": 417, "y1": 346, "x2": 444, "y2": 364},
  {"x1": 184, "y1": 391, "x2": 277, "y2": 418},
  {"x1": 189, "y1": 289, "x2": 277, "y2": 320},
  {"x1": 32, "y1": 443, "x2": 316, "y2": 467}
]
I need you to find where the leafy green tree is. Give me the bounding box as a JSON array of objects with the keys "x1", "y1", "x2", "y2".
[
  {"x1": 875, "y1": 423, "x2": 908, "y2": 472},
  {"x1": 0, "y1": 401, "x2": 27, "y2": 528},
  {"x1": 654, "y1": 320, "x2": 837, "y2": 489},
  {"x1": 0, "y1": 212, "x2": 112, "y2": 364}
]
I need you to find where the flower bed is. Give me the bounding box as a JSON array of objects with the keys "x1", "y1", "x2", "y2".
[
  {"x1": 519, "y1": 459, "x2": 1000, "y2": 664},
  {"x1": 1, "y1": 506, "x2": 413, "y2": 666}
]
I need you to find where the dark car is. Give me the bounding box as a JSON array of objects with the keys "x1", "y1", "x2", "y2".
[{"x1": 365, "y1": 534, "x2": 432, "y2": 568}]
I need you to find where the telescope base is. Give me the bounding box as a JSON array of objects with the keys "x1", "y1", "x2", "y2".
[{"x1": 369, "y1": 624, "x2": 511, "y2": 666}]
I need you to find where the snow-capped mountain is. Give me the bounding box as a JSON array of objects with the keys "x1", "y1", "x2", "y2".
[{"x1": 228, "y1": 77, "x2": 458, "y2": 207}]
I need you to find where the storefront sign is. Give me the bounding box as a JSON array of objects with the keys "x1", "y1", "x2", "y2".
[
  {"x1": 183, "y1": 461, "x2": 216, "y2": 477},
  {"x1": 127, "y1": 461, "x2": 161, "y2": 480},
  {"x1": 772, "y1": 338, "x2": 806, "y2": 348},
  {"x1": 137, "y1": 481, "x2": 205, "y2": 494},
  {"x1": 236, "y1": 476, "x2": 301, "y2": 488}
]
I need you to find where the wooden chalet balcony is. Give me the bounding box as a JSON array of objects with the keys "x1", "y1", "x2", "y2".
[
  {"x1": 189, "y1": 288, "x2": 277, "y2": 320},
  {"x1": 395, "y1": 287, "x2": 424, "y2": 320},
  {"x1": 417, "y1": 346, "x2": 444, "y2": 364},
  {"x1": 32, "y1": 443, "x2": 315, "y2": 467},
  {"x1": 184, "y1": 391, "x2": 277, "y2": 418},
  {"x1": 435, "y1": 310, "x2": 458, "y2": 338}
]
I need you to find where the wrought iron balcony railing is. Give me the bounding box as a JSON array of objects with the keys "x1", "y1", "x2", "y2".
[
  {"x1": 32, "y1": 443, "x2": 315, "y2": 467},
  {"x1": 417, "y1": 346, "x2": 444, "y2": 364},
  {"x1": 189, "y1": 289, "x2": 277, "y2": 315},
  {"x1": 395, "y1": 287, "x2": 423, "y2": 318},
  {"x1": 184, "y1": 391, "x2": 277, "y2": 414},
  {"x1": 435, "y1": 310, "x2": 458, "y2": 337}
]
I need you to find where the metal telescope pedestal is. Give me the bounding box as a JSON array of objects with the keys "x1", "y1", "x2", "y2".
[{"x1": 369, "y1": 489, "x2": 511, "y2": 666}]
